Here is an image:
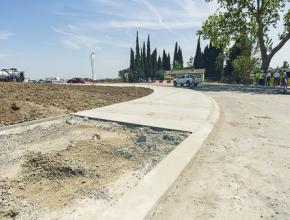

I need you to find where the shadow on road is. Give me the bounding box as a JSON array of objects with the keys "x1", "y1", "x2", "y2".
[{"x1": 193, "y1": 84, "x2": 290, "y2": 96}]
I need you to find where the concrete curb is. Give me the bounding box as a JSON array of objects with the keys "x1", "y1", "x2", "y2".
[{"x1": 94, "y1": 93, "x2": 220, "y2": 220}]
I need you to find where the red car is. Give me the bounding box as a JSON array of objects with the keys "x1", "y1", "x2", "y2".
[{"x1": 67, "y1": 78, "x2": 86, "y2": 84}]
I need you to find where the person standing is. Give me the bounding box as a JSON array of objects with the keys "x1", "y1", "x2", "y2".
[
  {"x1": 273, "y1": 70, "x2": 280, "y2": 86},
  {"x1": 260, "y1": 71, "x2": 265, "y2": 86},
  {"x1": 255, "y1": 72, "x2": 260, "y2": 86},
  {"x1": 245, "y1": 71, "x2": 250, "y2": 85},
  {"x1": 266, "y1": 71, "x2": 271, "y2": 87},
  {"x1": 258, "y1": 71, "x2": 262, "y2": 85},
  {"x1": 282, "y1": 69, "x2": 288, "y2": 93}
]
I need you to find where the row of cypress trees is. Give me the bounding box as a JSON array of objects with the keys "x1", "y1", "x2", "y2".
[
  {"x1": 172, "y1": 42, "x2": 184, "y2": 70},
  {"x1": 193, "y1": 36, "x2": 222, "y2": 80},
  {"x1": 128, "y1": 32, "x2": 223, "y2": 81},
  {"x1": 129, "y1": 32, "x2": 172, "y2": 81}
]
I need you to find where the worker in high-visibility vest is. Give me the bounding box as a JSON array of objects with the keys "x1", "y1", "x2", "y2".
[
  {"x1": 254, "y1": 72, "x2": 260, "y2": 86},
  {"x1": 249, "y1": 71, "x2": 255, "y2": 85},
  {"x1": 259, "y1": 71, "x2": 265, "y2": 86}
]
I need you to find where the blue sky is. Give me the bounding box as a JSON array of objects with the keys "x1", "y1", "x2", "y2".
[{"x1": 0, "y1": 0, "x2": 289, "y2": 79}]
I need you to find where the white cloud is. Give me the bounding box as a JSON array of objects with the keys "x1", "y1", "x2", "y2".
[
  {"x1": 140, "y1": 0, "x2": 163, "y2": 23},
  {"x1": 53, "y1": 27, "x2": 100, "y2": 49},
  {"x1": 0, "y1": 31, "x2": 15, "y2": 40},
  {"x1": 86, "y1": 0, "x2": 216, "y2": 31},
  {"x1": 107, "y1": 20, "x2": 201, "y2": 29},
  {"x1": 53, "y1": 26, "x2": 130, "y2": 49}
]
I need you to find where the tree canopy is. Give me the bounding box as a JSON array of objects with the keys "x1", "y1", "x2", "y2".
[{"x1": 201, "y1": 0, "x2": 290, "y2": 72}]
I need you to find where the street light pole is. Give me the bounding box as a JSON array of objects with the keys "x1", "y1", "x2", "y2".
[{"x1": 90, "y1": 52, "x2": 95, "y2": 83}]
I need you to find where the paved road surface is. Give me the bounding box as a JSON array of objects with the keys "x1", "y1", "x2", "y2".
[{"x1": 149, "y1": 87, "x2": 290, "y2": 220}]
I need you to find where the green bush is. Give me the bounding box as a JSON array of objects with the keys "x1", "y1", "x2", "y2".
[{"x1": 232, "y1": 56, "x2": 257, "y2": 83}]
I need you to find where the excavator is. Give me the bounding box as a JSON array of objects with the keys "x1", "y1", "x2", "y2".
[{"x1": 0, "y1": 68, "x2": 25, "y2": 82}]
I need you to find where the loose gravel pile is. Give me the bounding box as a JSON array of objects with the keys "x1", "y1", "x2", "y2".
[{"x1": 0, "y1": 117, "x2": 190, "y2": 219}]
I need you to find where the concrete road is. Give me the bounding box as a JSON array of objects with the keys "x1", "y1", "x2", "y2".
[{"x1": 149, "y1": 86, "x2": 290, "y2": 220}]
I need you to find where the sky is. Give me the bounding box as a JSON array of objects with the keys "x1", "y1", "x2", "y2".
[{"x1": 0, "y1": 0, "x2": 290, "y2": 80}]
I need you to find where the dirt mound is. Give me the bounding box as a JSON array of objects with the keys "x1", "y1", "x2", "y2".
[
  {"x1": 0, "y1": 83, "x2": 153, "y2": 126},
  {"x1": 0, "y1": 118, "x2": 190, "y2": 219},
  {"x1": 22, "y1": 152, "x2": 86, "y2": 180}
]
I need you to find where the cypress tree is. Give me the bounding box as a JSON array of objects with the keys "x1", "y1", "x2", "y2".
[
  {"x1": 142, "y1": 42, "x2": 147, "y2": 80},
  {"x1": 203, "y1": 43, "x2": 222, "y2": 80},
  {"x1": 224, "y1": 41, "x2": 241, "y2": 78},
  {"x1": 200, "y1": 52, "x2": 205, "y2": 68},
  {"x1": 146, "y1": 35, "x2": 152, "y2": 80},
  {"x1": 177, "y1": 47, "x2": 184, "y2": 68},
  {"x1": 173, "y1": 42, "x2": 178, "y2": 64},
  {"x1": 194, "y1": 36, "x2": 202, "y2": 69},
  {"x1": 130, "y1": 48, "x2": 135, "y2": 70},
  {"x1": 167, "y1": 53, "x2": 171, "y2": 70},
  {"x1": 135, "y1": 31, "x2": 140, "y2": 64},
  {"x1": 151, "y1": 49, "x2": 158, "y2": 79},
  {"x1": 140, "y1": 47, "x2": 144, "y2": 79},
  {"x1": 203, "y1": 45, "x2": 209, "y2": 76},
  {"x1": 135, "y1": 31, "x2": 141, "y2": 80},
  {"x1": 162, "y1": 50, "x2": 167, "y2": 70},
  {"x1": 157, "y1": 55, "x2": 162, "y2": 70}
]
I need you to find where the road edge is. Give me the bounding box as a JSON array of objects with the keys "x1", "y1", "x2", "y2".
[{"x1": 95, "y1": 92, "x2": 220, "y2": 220}]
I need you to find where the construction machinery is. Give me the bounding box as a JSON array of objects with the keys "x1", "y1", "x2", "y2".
[{"x1": 0, "y1": 68, "x2": 25, "y2": 82}]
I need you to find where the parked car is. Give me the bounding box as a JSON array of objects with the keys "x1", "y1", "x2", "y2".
[
  {"x1": 67, "y1": 78, "x2": 86, "y2": 84},
  {"x1": 173, "y1": 74, "x2": 200, "y2": 87},
  {"x1": 44, "y1": 77, "x2": 64, "y2": 84},
  {"x1": 174, "y1": 75, "x2": 192, "y2": 87}
]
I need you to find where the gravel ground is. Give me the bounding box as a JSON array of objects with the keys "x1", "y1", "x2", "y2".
[
  {"x1": 0, "y1": 116, "x2": 190, "y2": 220},
  {"x1": 0, "y1": 83, "x2": 152, "y2": 127}
]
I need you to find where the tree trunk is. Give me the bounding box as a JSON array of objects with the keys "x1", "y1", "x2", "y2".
[{"x1": 261, "y1": 56, "x2": 270, "y2": 73}]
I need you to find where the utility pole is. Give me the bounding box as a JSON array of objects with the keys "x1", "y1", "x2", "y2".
[{"x1": 91, "y1": 52, "x2": 95, "y2": 83}]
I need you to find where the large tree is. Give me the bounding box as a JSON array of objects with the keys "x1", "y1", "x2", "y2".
[{"x1": 202, "y1": 0, "x2": 290, "y2": 73}]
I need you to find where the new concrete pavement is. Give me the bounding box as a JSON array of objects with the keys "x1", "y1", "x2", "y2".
[
  {"x1": 73, "y1": 85, "x2": 220, "y2": 220},
  {"x1": 148, "y1": 86, "x2": 290, "y2": 220}
]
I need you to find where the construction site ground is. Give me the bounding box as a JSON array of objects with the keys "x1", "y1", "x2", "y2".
[
  {"x1": 0, "y1": 83, "x2": 152, "y2": 127},
  {"x1": 0, "y1": 116, "x2": 189, "y2": 220}
]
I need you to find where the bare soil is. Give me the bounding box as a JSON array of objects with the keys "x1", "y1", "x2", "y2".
[
  {"x1": 0, "y1": 83, "x2": 152, "y2": 127},
  {"x1": 0, "y1": 116, "x2": 189, "y2": 220}
]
